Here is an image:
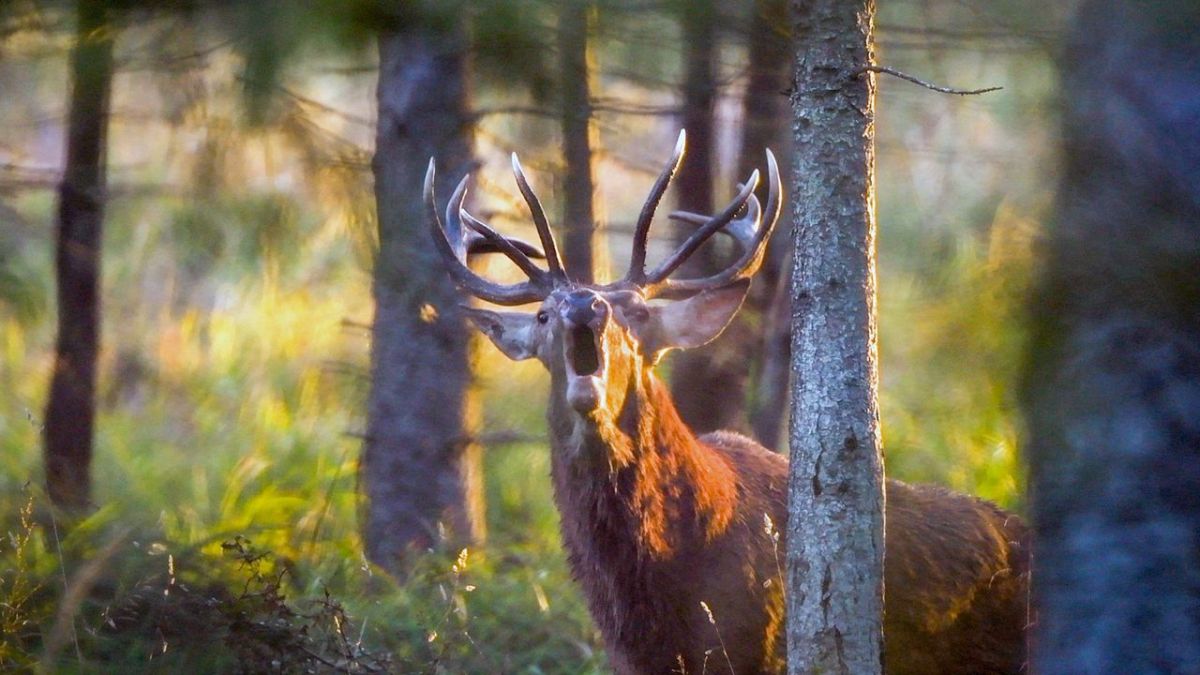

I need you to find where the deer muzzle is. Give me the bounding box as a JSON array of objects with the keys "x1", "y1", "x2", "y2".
[{"x1": 563, "y1": 291, "x2": 608, "y2": 412}]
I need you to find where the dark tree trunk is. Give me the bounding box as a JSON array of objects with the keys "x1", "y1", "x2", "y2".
[
  {"x1": 364, "y1": 21, "x2": 485, "y2": 572},
  {"x1": 749, "y1": 262, "x2": 792, "y2": 450},
  {"x1": 1024, "y1": 1, "x2": 1200, "y2": 671},
  {"x1": 668, "y1": 0, "x2": 750, "y2": 435},
  {"x1": 44, "y1": 0, "x2": 114, "y2": 513},
  {"x1": 675, "y1": 0, "x2": 716, "y2": 227},
  {"x1": 786, "y1": 0, "x2": 883, "y2": 673},
  {"x1": 738, "y1": 0, "x2": 793, "y2": 450},
  {"x1": 558, "y1": 0, "x2": 597, "y2": 283}
]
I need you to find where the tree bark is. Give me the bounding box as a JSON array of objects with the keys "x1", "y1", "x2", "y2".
[
  {"x1": 1024, "y1": 1, "x2": 1200, "y2": 671},
  {"x1": 44, "y1": 0, "x2": 114, "y2": 513},
  {"x1": 786, "y1": 1, "x2": 883, "y2": 673},
  {"x1": 558, "y1": 0, "x2": 598, "y2": 283},
  {"x1": 364, "y1": 21, "x2": 485, "y2": 572},
  {"x1": 668, "y1": 0, "x2": 750, "y2": 435}
]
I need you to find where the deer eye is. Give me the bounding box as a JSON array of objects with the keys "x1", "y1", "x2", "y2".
[{"x1": 536, "y1": 311, "x2": 550, "y2": 324}]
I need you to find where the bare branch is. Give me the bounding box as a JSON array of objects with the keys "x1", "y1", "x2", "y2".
[
  {"x1": 471, "y1": 106, "x2": 558, "y2": 121},
  {"x1": 279, "y1": 85, "x2": 375, "y2": 128},
  {"x1": 877, "y1": 22, "x2": 1056, "y2": 43},
  {"x1": 856, "y1": 65, "x2": 1002, "y2": 96},
  {"x1": 592, "y1": 101, "x2": 681, "y2": 117}
]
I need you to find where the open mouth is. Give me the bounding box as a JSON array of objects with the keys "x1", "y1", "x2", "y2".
[
  {"x1": 569, "y1": 325, "x2": 601, "y2": 376},
  {"x1": 564, "y1": 323, "x2": 605, "y2": 412}
]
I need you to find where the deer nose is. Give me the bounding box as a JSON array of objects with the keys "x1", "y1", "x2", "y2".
[{"x1": 564, "y1": 290, "x2": 604, "y2": 327}]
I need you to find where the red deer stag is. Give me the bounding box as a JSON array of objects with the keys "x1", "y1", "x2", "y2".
[{"x1": 424, "y1": 132, "x2": 1029, "y2": 674}]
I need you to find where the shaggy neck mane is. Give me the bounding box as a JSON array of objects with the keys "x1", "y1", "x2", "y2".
[{"x1": 549, "y1": 371, "x2": 738, "y2": 560}]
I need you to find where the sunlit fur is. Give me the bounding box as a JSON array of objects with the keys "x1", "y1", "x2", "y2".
[
  {"x1": 520, "y1": 286, "x2": 787, "y2": 673},
  {"x1": 471, "y1": 284, "x2": 1030, "y2": 674}
]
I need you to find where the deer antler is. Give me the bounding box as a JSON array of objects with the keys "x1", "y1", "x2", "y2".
[
  {"x1": 625, "y1": 130, "x2": 688, "y2": 285},
  {"x1": 652, "y1": 149, "x2": 782, "y2": 298},
  {"x1": 615, "y1": 135, "x2": 782, "y2": 300},
  {"x1": 511, "y1": 153, "x2": 567, "y2": 282},
  {"x1": 426, "y1": 159, "x2": 553, "y2": 305},
  {"x1": 428, "y1": 134, "x2": 782, "y2": 304}
]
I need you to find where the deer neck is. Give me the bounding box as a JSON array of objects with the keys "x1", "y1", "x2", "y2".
[{"x1": 547, "y1": 368, "x2": 738, "y2": 560}]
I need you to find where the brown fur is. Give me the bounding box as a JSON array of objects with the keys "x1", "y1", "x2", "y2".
[{"x1": 549, "y1": 373, "x2": 1029, "y2": 674}]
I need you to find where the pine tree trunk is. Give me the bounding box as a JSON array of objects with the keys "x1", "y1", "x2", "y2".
[
  {"x1": 44, "y1": 0, "x2": 114, "y2": 513},
  {"x1": 668, "y1": 0, "x2": 750, "y2": 435},
  {"x1": 558, "y1": 0, "x2": 598, "y2": 283},
  {"x1": 786, "y1": 0, "x2": 883, "y2": 672},
  {"x1": 1025, "y1": 1, "x2": 1200, "y2": 670},
  {"x1": 364, "y1": 22, "x2": 485, "y2": 572}
]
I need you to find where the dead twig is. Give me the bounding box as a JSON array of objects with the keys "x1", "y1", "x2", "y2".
[{"x1": 855, "y1": 65, "x2": 1002, "y2": 96}]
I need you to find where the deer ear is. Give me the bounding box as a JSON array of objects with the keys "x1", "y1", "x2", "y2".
[
  {"x1": 644, "y1": 279, "x2": 751, "y2": 356},
  {"x1": 462, "y1": 307, "x2": 538, "y2": 361}
]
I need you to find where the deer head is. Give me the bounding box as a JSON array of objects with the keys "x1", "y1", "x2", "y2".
[{"x1": 426, "y1": 131, "x2": 781, "y2": 453}]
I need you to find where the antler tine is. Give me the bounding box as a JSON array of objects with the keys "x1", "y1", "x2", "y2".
[
  {"x1": 449, "y1": 175, "x2": 546, "y2": 261},
  {"x1": 651, "y1": 149, "x2": 783, "y2": 299},
  {"x1": 511, "y1": 153, "x2": 567, "y2": 281},
  {"x1": 645, "y1": 168, "x2": 760, "y2": 286},
  {"x1": 425, "y1": 160, "x2": 548, "y2": 306},
  {"x1": 626, "y1": 130, "x2": 687, "y2": 284},
  {"x1": 668, "y1": 187, "x2": 761, "y2": 252},
  {"x1": 462, "y1": 232, "x2": 546, "y2": 259},
  {"x1": 459, "y1": 207, "x2": 550, "y2": 281}
]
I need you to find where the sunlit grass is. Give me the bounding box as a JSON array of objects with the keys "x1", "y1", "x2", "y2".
[{"x1": 0, "y1": 225, "x2": 606, "y2": 669}]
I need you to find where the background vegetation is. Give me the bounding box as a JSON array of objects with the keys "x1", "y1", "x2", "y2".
[{"x1": 1, "y1": 0, "x2": 1065, "y2": 671}]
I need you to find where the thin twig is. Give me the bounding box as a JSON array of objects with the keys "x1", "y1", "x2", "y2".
[
  {"x1": 299, "y1": 646, "x2": 358, "y2": 674},
  {"x1": 856, "y1": 65, "x2": 1002, "y2": 96},
  {"x1": 471, "y1": 106, "x2": 558, "y2": 121}
]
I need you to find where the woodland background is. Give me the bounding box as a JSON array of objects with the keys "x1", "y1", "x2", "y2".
[{"x1": 0, "y1": 0, "x2": 1067, "y2": 671}]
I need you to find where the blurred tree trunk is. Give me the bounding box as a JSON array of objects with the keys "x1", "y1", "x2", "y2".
[
  {"x1": 668, "y1": 0, "x2": 751, "y2": 435},
  {"x1": 558, "y1": 0, "x2": 598, "y2": 283},
  {"x1": 738, "y1": 0, "x2": 793, "y2": 450},
  {"x1": 44, "y1": 0, "x2": 114, "y2": 513},
  {"x1": 750, "y1": 259, "x2": 792, "y2": 450},
  {"x1": 364, "y1": 19, "x2": 485, "y2": 572},
  {"x1": 1024, "y1": 0, "x2": 1200, "y2": 671},
  {"x1": 786, "y1": 0, "x2": 883, "y2": 673}
]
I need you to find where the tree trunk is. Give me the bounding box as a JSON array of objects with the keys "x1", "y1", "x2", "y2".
[
  {"x1": 1024, "y1": 1, "x2": 1200, "y2": 671},
  {"x1": 668, "y1": 0, "x2": 750, "y2": 435},
  {"x1": 44, "y1": 0, "x2": 114, "y2": 513},
  {"x1": 738, "y1": 0, "x2": 793, "y2": 450},
  {"x1": 786, "y1": 1, "x2": 883, "y2": 673},
  {"x1": 364, "y1": 21, "x2": 485, "y2": 572},
  {"x1": 749, "y1": 261, "x2": 793, "y2": 450},
  {"x1": 558, "y1": 0, "x2": 598, "y2": 283}
]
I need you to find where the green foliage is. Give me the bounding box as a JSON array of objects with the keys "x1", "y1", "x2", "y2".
[
  {"x1": 0, "y1": 492, "x2": 48, "y2": 670},
  {"x1": 878, "y1": 205, "x2": 1036, "y2": 509},
  {"x1": 232, "y1": 2, "x2": 299, "y2": 128},
  {"x1": 167, "y1": 192, "x2": 311, "y2": 277},
  {"x1": 0, "y1": 230, "x2": 601, "y2": 669},
  {"x1": 472, "y1": 0, "x2": 556, "y2": 103},
  {"x1": 0, "y1": 248, "x2": 46, "y2": 325}
]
